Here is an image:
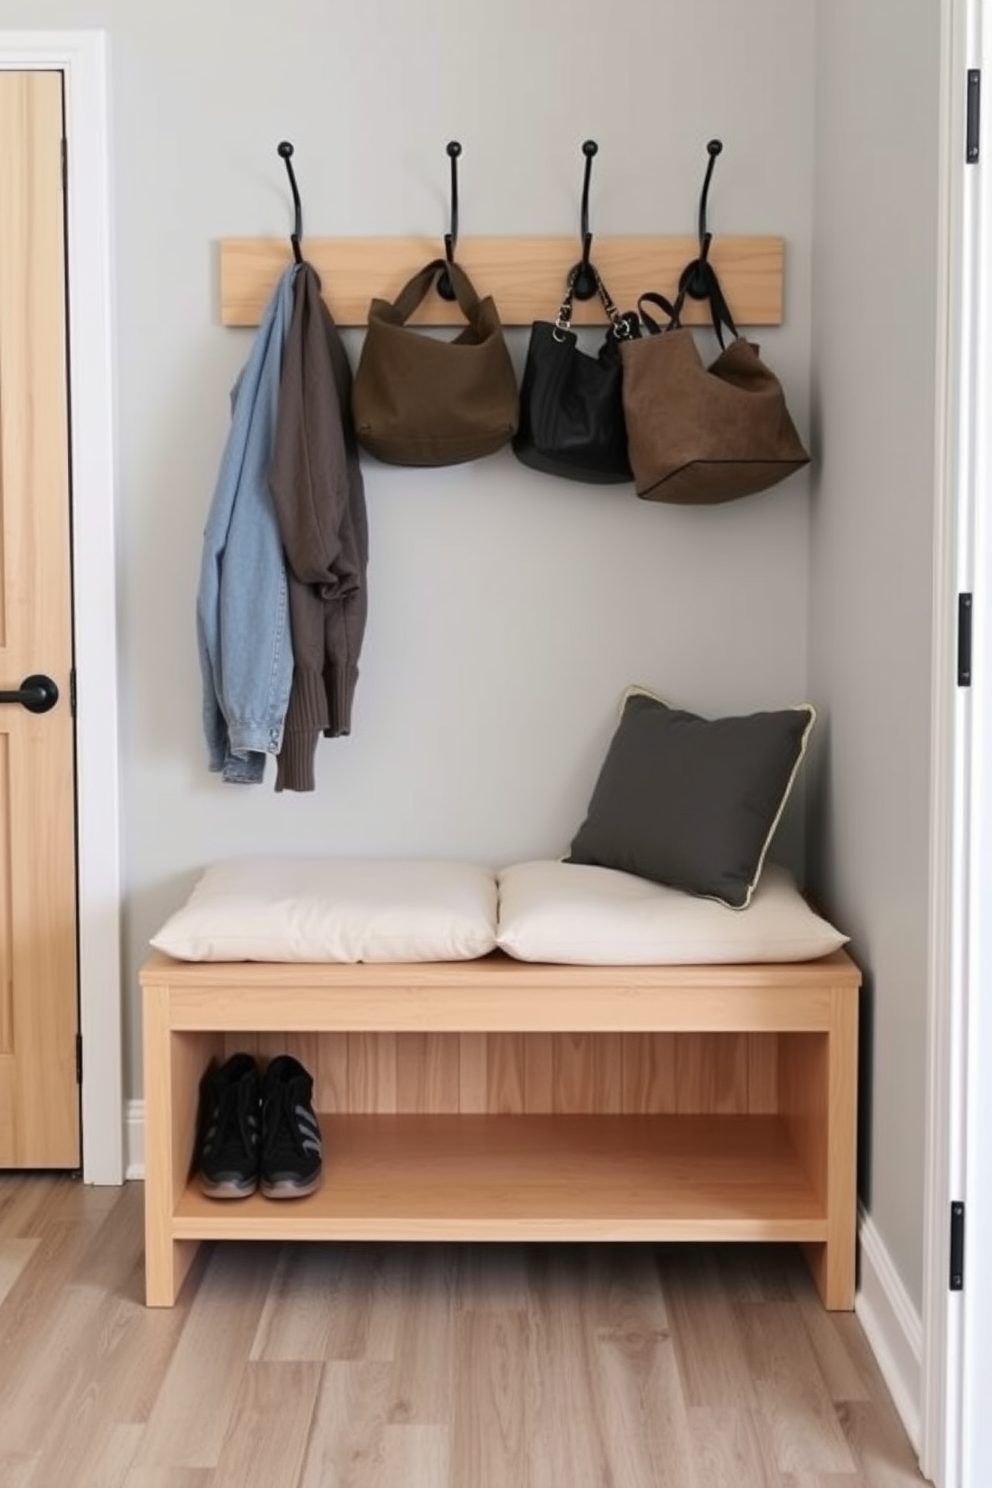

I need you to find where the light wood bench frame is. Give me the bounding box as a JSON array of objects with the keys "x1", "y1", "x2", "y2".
[{"x1": 141, "y1": 948, "x2": 860, "y2": 1310}]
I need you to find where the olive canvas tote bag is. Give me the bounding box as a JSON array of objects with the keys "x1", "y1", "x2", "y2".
[{"x1": 352, "y1": 259, "x2": 519, "y2": 467}]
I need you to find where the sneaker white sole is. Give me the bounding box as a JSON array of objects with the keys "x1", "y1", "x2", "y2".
[
  {"x1": 259, "y1": 1173, "x2": 322, "y2": 1199},
  {"x1": 199, "y1": 1175, "x2": 258, "y2": 1199}
]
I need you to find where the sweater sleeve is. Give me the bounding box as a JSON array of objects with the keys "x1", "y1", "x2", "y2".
[{"x1": 269, "y1": 265, "x2": 357, "y2": 596}]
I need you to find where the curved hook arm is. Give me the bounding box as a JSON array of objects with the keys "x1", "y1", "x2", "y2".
[
  {"x1": 680, "y1": 138, "x2": 724, "y2": 304},
  {"x1": 697, "y1": 138, "x2": 723, "y2": 255},
  {"x1": 277, "y1": 141, "x2": 303, "y2": 265},
  {"x1": 571, "y1": 139, "x2": 599, "y2": 301},
  {"x1": 436, "y1": 140, "x2": 462, "y2": 302}
]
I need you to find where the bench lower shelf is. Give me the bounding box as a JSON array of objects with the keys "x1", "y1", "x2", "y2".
[{"x1": 174, "y1": 1114, "x2": 825, "y2": 1241}]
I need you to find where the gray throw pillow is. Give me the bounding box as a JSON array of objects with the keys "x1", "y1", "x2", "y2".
[{"x1": 566, "y1": 688, "x2": 816, "y2": 909}]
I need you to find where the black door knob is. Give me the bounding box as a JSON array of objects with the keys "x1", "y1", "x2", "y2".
[{"x1": 0, "y1": 674, "x2": 59, "y2": 713}]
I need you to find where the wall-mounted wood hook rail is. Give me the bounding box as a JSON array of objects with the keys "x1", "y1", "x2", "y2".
[{"x1": 220, "y1": 234, "x2": 785, "y2": 328}]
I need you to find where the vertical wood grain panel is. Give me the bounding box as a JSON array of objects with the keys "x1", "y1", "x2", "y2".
[
  {"x1": 622, "y1": 1033, "x2": 678, "y2": 1114},
  {"x1": 524, "y1": 1033, "x2": 554, "y2": 1114},
  {"x1": 487, "y1": 1034, "x2": 525, "y2": 1113},
  {"x1": 274, "y1": 1032, "x2": 792, "y2": 1115},
  {"x1": 457, "y1": 1033, "x2": 487, "y2": 1114},
  {"x1": 209, "y1": 1031, "x2": 799, "y2": 1119},
  {"x1": 349, "y1": 1032, "x2": 397, "y2": 1114},
  {"x1": 396, "y1": 1033, "x2": 459, "y2": 1113},
  {"x1": 554, "y1": 1033, "x2": 623, "y2": 1114},
  {"x1": 747, "y1": 1034, "x2": 780, "y2": 1114},
  {"x1": 315, "y1": 1031, "x2": 349, "y2": 1113},
  {"x1": 254, "y1": 1031, "x2": 316, "y2": 1068},
  {"x1": 676, "y1": 1033, "x2": 749, "y2": 1114}
]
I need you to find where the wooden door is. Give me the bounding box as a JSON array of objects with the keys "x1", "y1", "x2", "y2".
[{"x1": 0, "y1": 71, "x2": 79, "y2": 1167}]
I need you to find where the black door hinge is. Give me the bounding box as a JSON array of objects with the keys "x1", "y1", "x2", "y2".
[
  {"x1": 968, "y1": 70, "x2": 981, "y2": 162},
  {"x1": 61, "y1": 135, "x2": 67, "y2": 192},
  {"x1": 958, "y1": 594, "x2": 973, "y2": 686},
  {"x1": 950, "y1": 1201, "x2": 965, "y2": 1290},
  {"x1": 75, "y1": 1032, "x2": 82, "y2": 1084},
  {"x1": 69, "y1": 667, "x2": 77, "y2": 718}
]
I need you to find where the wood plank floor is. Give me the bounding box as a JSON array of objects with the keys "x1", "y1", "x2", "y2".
[{"x1": 0, "y1": 1177, "x2": 929, "y2": 1487}]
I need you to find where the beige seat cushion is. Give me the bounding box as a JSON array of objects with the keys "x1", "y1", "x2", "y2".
[
  {"x1": 150, "y1": 857, "x2": 499, "y2": 963},
  {"x1": 496, "y1": 859, "x2": 847, "y2": 965}
]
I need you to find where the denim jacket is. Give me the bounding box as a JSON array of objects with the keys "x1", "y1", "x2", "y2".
[{"x1": 197, "y1": 265, "x2": 297, "y2": 783}]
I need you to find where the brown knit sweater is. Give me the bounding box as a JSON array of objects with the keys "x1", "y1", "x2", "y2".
[{"x1": 268, "y1": 263, "x2": 369, "y2": 791}]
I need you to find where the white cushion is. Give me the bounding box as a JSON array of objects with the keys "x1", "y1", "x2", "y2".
[
  {"x1": 496, "y1": 860, "x2": 848, "y2": 965},
  {"x1": 150, "y1": 858, "x2": 499, "y2": 963}
]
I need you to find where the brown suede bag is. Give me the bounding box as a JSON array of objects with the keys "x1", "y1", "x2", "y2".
[
  {"x1": 352, "y1": 259, "x2": 519, "y2": 467},
  {"x1": 620, "y1": 276, "x2": 810, "y2": 505}
]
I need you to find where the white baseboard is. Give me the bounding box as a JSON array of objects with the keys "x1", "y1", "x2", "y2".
[
  {"x1": 122, "y1": 1101, "x2": 924, "y2": 1448},
  {"x1": 855, "y1": 1203, "x2": 923, "y2": 1452},
  {"x1": 125, "y1": 1100, "x2": 145, "y2": 1180}
]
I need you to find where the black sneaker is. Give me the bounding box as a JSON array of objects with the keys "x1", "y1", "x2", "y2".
[
  {"x1": 195, "y1": 1052, "x2": 260, "y2": 1198},
  {"x1": 260, "y1": 1055, "x2": 323, "y2": 1199}
]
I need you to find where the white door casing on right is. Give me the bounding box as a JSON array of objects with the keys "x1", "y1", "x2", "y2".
[
  {"x1": 957, "y1": 9, "x2": 992, "y2": 1474},
  {"x1": 923, "y1": 2, "x2": 992, "y2": 1485}
]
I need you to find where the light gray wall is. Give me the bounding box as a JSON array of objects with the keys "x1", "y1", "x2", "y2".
[
  {"x1": 809, "y1": 0, "x2": 941, "y2": 1311},
  {"x1": 1, "y1": 6, "x2": 816, "y2": 1083}
]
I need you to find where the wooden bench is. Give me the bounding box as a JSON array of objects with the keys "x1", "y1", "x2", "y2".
[{"x1": 140, "y1": 948, "x2": 861, "y2": 1309}]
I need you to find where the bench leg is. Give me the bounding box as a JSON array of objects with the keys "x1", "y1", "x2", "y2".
[
  {"x1": 142, "y1": 984, "x2": 217, "y2": 1306},
  {"x1": 780, "y1": 987, "x2": 858, "y2": 1311},
  {"x1": 802, "y1": 1236, "x2": 855, "y2": 1312},
  {"x1": 145, "y1": 1236, "x2": 201, "y2": 1308}
]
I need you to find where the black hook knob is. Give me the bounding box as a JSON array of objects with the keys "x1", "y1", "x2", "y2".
[
  {"x1": 571, "y1": 139, "x2": 600, "y2": 302},
  {"x1": 437, "y1": 140, "x2": 462, "y2": 302}
]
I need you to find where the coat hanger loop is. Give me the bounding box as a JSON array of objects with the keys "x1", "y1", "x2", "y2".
[
  {"x1": 569, "y1": 139, "x2": 599, "y2": 302},
  {"x1": 277, "y1": 141, "x2": 304, "y2": 265},
  {"x1": 436, "y1": 140, "x2": 462, "y2": 301}
]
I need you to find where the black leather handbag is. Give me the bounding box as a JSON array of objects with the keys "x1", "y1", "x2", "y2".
[{"x1": 512, "y1": 268, "x2": 638, "y2": 484}]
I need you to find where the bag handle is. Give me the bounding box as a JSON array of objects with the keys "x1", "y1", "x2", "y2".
[
  {"x1": 387, "y1": 258, "x2": 483, "y2": 325},
  {"x1": 638, "y1": 236, "x2": 740, "y2": 346},
  {"x1": 637, "y1": 290, "x2": 682, "y2": 336},
  {"x1": 678, "y1": 247, "x2": 739, "y2": 346},
  {"x1": 553, "y1": 265, "x2": 636, "y2": 344}
]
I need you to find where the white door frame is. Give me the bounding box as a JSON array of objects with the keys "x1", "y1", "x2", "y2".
[
  {"x1": 0, "y1": 31, "x2": 122, "y2": 1184},
  {"x1": 922, "y1": 1, "x2": 991, "y2": 1485}
]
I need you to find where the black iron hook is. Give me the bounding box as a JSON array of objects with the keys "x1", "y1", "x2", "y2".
[
  {"x1": 277, "y1": 140, "x2": 303, "y2": 265},
  {"x1": 436, "y1": 140, "x2": 462, "y2": 302},
  {"x1": 570, "y1": 140, "x2": 599, "y2": 301},
  {"x1": 683, "y1": 138, "x2": 723, "y2": 296}
]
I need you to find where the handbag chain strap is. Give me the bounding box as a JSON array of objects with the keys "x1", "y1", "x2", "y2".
[{"x1": 554, "y1": 266, "x2": 635, "y2": 343}]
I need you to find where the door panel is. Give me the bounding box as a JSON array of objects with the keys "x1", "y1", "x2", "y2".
[{"x1": 0, "y1": 70, "x2": 79, "y2": 1167}]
